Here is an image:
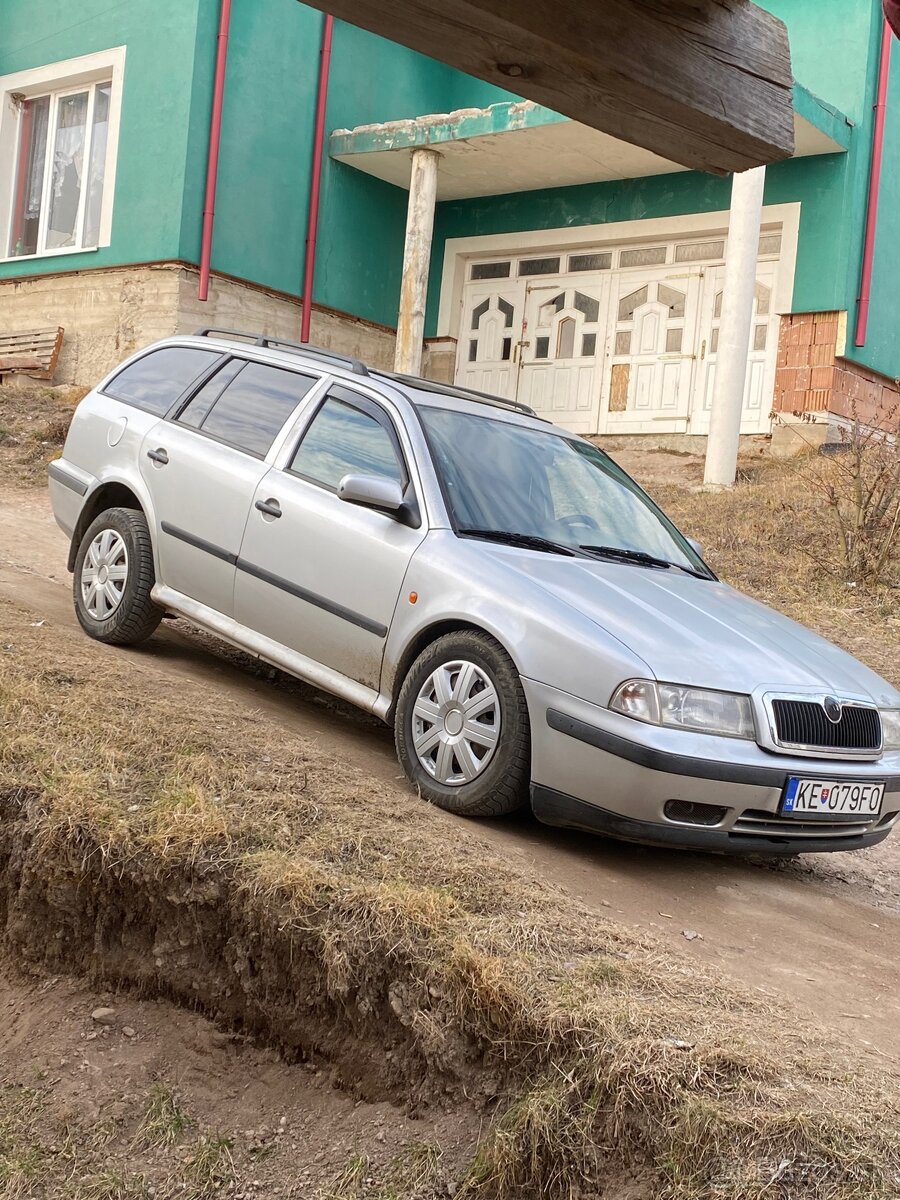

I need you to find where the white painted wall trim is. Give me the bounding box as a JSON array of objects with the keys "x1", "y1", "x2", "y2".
[
  {"x1": 0, "y1": 46, "x2": 127, "y2": 260},
  {"x1": 436, "y1": 203, "x2": 802, "y2": 341}
]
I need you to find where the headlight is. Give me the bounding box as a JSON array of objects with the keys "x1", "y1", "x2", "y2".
[
  {"x1": 881, "y1": 709, "x2": 900, "y2": 751},
  {"x1": 610, "y1": 679, "x2": 755, "y2": 740}
]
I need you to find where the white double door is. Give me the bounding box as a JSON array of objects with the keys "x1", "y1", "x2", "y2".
[{"x1": 456, "y1": 263, "x2": 777, "y2": 436}]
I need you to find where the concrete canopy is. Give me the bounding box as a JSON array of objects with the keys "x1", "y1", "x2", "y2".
[
  {"x1": 330, "y1": 89, "x2": 852, "y2": 203},
  {"x1": 303, "y1": 0, "x2": 794, "y2": 174}
]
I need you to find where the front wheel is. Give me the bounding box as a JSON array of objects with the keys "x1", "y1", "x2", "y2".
[
  {"x1": 394, "y1": 631, "x2": 530, "y2": 817},
  {"x1": 73, "y1": 507, "x2": 163, "y2": 646}
]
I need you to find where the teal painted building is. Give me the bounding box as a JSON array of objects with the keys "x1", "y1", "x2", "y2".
[{"x1": 1, "y1": 0, "x2": 897, "y2": 435}]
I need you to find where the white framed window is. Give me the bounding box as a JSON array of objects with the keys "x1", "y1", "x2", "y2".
[{"x1": 0, "y1": 47, "x2": 125, "y2": 263}]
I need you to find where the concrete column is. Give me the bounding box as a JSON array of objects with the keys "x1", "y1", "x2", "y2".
[
  {"x1": 394, "y1": 148, "x2": 440, "y2": 375},
  {"x1": 703, "y1": 165, "x2": 766, "y2": 488}
]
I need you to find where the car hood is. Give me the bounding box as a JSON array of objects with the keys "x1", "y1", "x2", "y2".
[{"x1": 506, "y1": 554, "x2": 899, "y2": 704}]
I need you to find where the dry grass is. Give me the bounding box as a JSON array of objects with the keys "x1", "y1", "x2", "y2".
[
  {"x1": 0, "y1": 379, "x2": 84, "y2": 487},
  {"x1": 2, "y1": 602, "x2": 900, "y2": 1199},
  {"x1": 0, "y1": 1074, "x2": 247, "y2": 1200},
  {"x1": 132, "y1": 1085, "x2": 192, "y2": 1150}
]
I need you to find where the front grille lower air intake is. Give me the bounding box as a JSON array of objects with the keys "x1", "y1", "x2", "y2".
[{"x1": 771, "y1": 698, "x2": 881, "y2": 753}]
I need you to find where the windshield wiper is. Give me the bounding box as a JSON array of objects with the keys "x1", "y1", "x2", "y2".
[
  {"x1": 458, "y1": 528, "x2": 578, "y2": 556},
  {"x1": 578, "y1": 544, "x2": 709, "y2": 578}
]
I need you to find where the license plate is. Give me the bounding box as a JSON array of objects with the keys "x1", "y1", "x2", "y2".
[{"x1": 782, "y1": 777, "x2": 885, "y2": 819}]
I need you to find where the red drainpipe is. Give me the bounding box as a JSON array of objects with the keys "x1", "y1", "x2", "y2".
[
  {"x1": 198, "y1": 0, "x2": 233, "y2": 302},
  {"x1": 300, "y1": 14, "x2": 334, "y2": 342},
  {"x1": 855, "y1": 16, "x2": 893, "y2": 346}
]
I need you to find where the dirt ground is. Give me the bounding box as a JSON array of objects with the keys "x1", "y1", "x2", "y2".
[
  {"x1": 0, "y1": 961, "x2": 474, "y2": 1198},
  {"x1": 5, "y1": 484, "x2": 900, "y2": 1050},
  {"x1": 3, "y1": 385, "x2": 900, "y2": 1195}
]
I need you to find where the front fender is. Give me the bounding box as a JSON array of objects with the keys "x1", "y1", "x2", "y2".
[{"x1": 380, "y1": 532, "x2": 651, "y2": 715}]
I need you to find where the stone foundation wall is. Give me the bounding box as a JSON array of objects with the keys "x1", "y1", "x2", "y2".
[
  {"x1": 0, "y1": 265, "x2": 180, "y2": 385},
  {"x1": 0, "y1": 263, "x2": 398, "y2": 386}
]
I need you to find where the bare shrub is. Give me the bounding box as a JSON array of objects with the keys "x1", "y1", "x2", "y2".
[{"x1": 797, "y1": 403, "x2": 900, "y2": 585}]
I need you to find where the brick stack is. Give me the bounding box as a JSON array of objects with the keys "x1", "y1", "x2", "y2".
[
  {"x1": 773, "y1": 311, "x2": 840, "y2": 416},
  {"x1": 773, "y1": 310, "x2": 899, "y2": 427}
]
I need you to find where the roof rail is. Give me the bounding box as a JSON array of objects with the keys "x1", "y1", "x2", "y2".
[
  {"x1": 375, "y1": 371, "x2": 539, "y2": 418},
  {"x1": 192, "y1": 328, "x2": 370, "y2": 376}
]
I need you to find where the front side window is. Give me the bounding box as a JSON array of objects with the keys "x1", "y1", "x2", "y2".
[
  {"x1": 289, "y1": 394, "x2": 404, "y2": 490},
  {"x1": 8, "y1": 80, "x2": 112, "y2": 258},
  {"x1": 419, "y1": 405, "x2": 706, "y2": 572},
  {"x1": 105, "y1": 347, "x2": 222, "y2": 416}
]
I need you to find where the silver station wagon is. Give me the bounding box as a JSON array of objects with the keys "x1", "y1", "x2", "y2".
[{"x1": 49, "y1": 330, "x2": 900, "y2": 855}]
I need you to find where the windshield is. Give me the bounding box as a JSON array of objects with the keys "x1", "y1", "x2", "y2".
[{"x1": 419, "y1": 406, "x2": 707, "y2": 574}]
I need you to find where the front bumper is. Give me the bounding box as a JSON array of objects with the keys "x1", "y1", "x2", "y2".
[
  {"x1": 531, "y1": 786, "x2": 896, "y2": 854},
  {"x1": 524, "y1": 679, "x2": 900, "y2": 854}
]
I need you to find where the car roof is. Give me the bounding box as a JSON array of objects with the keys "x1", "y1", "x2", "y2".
[{"x1": 170, "y1": 328, "x2": 555, "y2": 433}]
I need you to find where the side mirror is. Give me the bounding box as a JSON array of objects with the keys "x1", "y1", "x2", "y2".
[
  {"x1": 687, "y1": 536, "x2": 705, "y2": 559},
  {"x1": 338, "y1": 472, "x2": 405, "y2": 515}
]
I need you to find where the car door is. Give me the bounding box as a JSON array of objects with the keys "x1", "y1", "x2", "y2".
[
  {"x1": 140, "y1": 356, "x2": 321, "y2": 616},
  {"x1": 234, "y1": 384, "x2": 427, "y2": 690}
]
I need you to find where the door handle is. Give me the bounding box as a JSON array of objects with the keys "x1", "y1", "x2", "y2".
[
  {"x1": 255, "y1": 498, "x2": 282, "y2": 519},
  {"x1": 147, "y1": 447, "x2": 168, "y2": 466}
]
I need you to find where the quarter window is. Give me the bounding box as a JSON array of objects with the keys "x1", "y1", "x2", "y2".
[
  {"x1": 290, "y1": 395, "x2": 404, "y2": 491},
  {"x1": 198, "y1": 362, "x2": 318, "y2": 456},
  {"x1": 105, "y1": 347, "x2": 223, "y2": 416}
]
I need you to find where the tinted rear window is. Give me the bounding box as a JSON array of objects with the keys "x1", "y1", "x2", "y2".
[
  {"x1": 199, "y1": 361, "x2": 318, "y2": 456},
  {"x1": 105, "y1": 347, "x2": 221, "y2": 415}
]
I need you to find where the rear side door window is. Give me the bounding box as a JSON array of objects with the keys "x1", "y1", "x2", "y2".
[
  {"x1": 288, "y1": 389, "x2": 406, "y2": 490},
  {"x1": 176, "y1": 360, "x2": 319, "y2": 457},
  {"x1": 104, "y1": 346, "x2": 222, "y2": 415}
]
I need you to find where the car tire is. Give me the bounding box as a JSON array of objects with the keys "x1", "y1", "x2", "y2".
[
  {"x1": 395, "y1": 630, "x2": 530, "y2": 817},
  {"x1": 72, "y1": 506, "x2": 163, "y2": 646}
]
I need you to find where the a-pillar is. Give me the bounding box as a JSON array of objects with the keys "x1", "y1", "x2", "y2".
[
  {"x1": 703, "y1": 165, "x2": 766, "y2": 488},
  {"x1": 394, "y1": 148, "x2": 440, "y2": 375}
]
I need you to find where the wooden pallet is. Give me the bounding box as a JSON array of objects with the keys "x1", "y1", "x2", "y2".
[{"x1": 0, "y1": 326, "x2": 64, "y2": 382}]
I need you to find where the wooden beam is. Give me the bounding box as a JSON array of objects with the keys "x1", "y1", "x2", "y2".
[{"x1": 306, "y1": 0, "x2": 794, "y2": 175}]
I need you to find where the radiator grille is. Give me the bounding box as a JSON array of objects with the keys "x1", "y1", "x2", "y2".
[{"x1": 771, "y1": 699, "x2": 881, "y2": 752}]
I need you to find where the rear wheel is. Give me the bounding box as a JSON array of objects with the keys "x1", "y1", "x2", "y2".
[
  {"x1": 73, "y1": 507, "x2": 162, "y2": 646},
  {"x1": 395, "y1": 631, "x2": 530, "y2": 817}
]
